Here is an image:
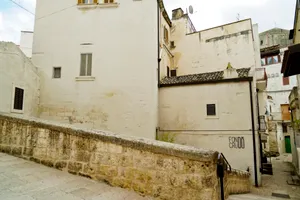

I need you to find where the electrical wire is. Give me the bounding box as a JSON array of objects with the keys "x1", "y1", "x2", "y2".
[{"x1": 8, "y1": 0, "x2": 35, "y2": 15}]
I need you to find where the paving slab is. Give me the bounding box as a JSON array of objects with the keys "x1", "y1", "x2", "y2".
[{"x1": 0, "y1": 153, "x2": 150, "y2": 200}]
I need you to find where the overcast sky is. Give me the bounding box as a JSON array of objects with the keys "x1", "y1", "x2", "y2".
[{"x1": 0, "y1": 0, "x2": 296, "y2": 43}]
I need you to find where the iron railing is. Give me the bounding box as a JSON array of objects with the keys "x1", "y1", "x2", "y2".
[{"x1": 217, "y1": 153, "x2": 232, "y2": 200}]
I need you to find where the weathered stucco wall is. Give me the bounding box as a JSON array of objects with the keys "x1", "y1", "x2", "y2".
[
  {"x1": 19, "y1": 31, "x2": 33, "y2": 58},
  {"x1": 32, "y1": 0, "x2": 158, "y2": 139},
  {"x1": 171, "y1": 19, "x2": 256, "y2": 76},
  {"x1": 0, "y1": 42, "x2": 40, "y2": 117},
  {"x1": 0, "y1": 113, "x2": 220, "y2": 199},
  {"x1": 159, "y1": 81, "x2": 260, "y2": 185}
]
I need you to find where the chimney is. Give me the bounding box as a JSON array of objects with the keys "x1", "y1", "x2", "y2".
[{"x1": 172, "y1": 8, "x2": 184, "y2": 20}]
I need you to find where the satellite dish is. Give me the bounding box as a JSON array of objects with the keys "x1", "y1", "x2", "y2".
[{"x1": 188, "y1": 5, "x2": 194, "y2": 14}]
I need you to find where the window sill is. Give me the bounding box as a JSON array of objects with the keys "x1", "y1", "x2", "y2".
[
  {"x1": 77, "y1": 3, "x2": 119, "y2": 9},
  {"x1": 206, "y1": 116, "x2": 219, "y2": 119},
  {"x1": 11, "y1": 109, "x2": 24, "y2": 114},
  {"x1": 75, "y1": 76, "x2": 95, "y2": 81}
]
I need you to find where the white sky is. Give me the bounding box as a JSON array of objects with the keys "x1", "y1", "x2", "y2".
[{"x1": 0, "y1": 0, "x2": 296, "y2": 43}]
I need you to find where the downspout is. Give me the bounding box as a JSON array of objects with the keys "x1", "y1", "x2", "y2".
[
  {"x1": 256, "y1": 89, "x2": 264, "y2": 173},
  {"x1": 249, "y1": 81, "x2": 259, "y2": 187},
  {"x1": 157, "y1": 1, "x2": 161, "y2": 88},
  {"x1": 156, "y1": 1, "x2": 161, "y2": 140}
]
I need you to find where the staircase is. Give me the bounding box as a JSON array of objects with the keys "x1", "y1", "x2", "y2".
[{"x1": 229, "y1": 194, "x2": 276, "y2": 200}]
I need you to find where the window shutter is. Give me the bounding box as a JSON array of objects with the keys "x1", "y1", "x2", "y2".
[
  {"x1": 93, "y1": 0, "x2": 98, "y2": 4},
  {"x1": 78, "y1": 0, "x2": 83, "y2": 4},
  {"x1": 87, "y1": 54, "x2": 92, "y2": 76},
  {"x1": 283, "y1": 77, "x2": 290, "y2": 85},
  {"x1": 80, "y1": 54, "x2": 86, "y2": 76}
]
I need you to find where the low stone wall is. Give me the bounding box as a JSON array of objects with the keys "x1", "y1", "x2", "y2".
[
  {"x1": 0, "y1": 114, "x2": 222, "y2": 200},
  {"x1": 225, "y1": 169, "x2": 251, "y2": 196}
]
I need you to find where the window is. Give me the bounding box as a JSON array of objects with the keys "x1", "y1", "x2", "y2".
[
  {"x1": 170, "y1": 41, "x2": 175, "y2": 48},
  {"x1": 260, "y1": 40, "x2": 263, "y2": 45},
  {"x1": 261, "y1": 55, "x2": 281, "y2": 66},
  {"x1": 80, "y1": 53, "x2": 92, "y2": 76},
  {"x1": 261, "y1": 58, "x2": 266, "y2": 66},
  {"x1": 13, "y1": 87, "x2": 24, "y2": 111},
  {"x1": 104, "y1": 0, "x2": 114, "y2": 3},
  {"x1": 164, "y1": 27, "x2": 169, "y2": 44},
  {"x1": 53, "y1": 67, "x2": 61, "y2": 78},
  {"x1": 167, "y1": 66, "x2": 170, "y2": 77},
  {"x1": 282, "y1": 123, "x2": 288, "y2": 133},
  {"x1": 283, "y1": 77, "x2": 289, "y2": 85},
  {"x1": 207, "y1": 104, "x2": 216, "y2": 116},
  {"x1": 170, "y1": 69, "x2": 177, "y2": 77},
  {"x1": 78, "y1": 0, "x2": 97, "y2": 4}
]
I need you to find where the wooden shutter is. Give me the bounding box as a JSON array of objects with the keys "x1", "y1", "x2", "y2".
[
  {"x1": 283, "y1": 77, "x2": 289, "y2": 85},
  {"x1": 80, "y1": 54, "x2": 86, "y2": 76},
  {"x1": 281, "y1": 104, "x2": 290, "y2": 121},
  {"x1": 93, "y1": 0, "x2": 98, "y2": 4},
  {"x1": 87, "y1": 54, "x2": 92, "y2": 76},
  {"x1": 78, "y1": 0, "x2": 83, "y2": 4}
]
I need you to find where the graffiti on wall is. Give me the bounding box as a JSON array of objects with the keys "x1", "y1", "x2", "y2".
[{"x1": 229, "y1": 137, "x2": 245, "y2": 149}]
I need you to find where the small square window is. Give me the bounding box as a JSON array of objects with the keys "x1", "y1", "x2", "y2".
[
  {"x1": 13, "y1": 87, "x2": 24, "y2": 111},
  {"x1": 53, "y1": 67, "x2": 61, "y2": 78},
  {"x1": 207, "y1": 104, "x2": 216, "y2": 116},
  {"x1": 170, "y1": 70, "x2": 177, "y2": 77}
]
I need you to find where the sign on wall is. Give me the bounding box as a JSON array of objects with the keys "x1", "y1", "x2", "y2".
[{"x1": 229, "y1": 137, "x2": 245, "y2": 149}]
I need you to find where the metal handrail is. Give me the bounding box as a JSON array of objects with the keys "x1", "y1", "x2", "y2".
[{"x1": 218, "y1": 153, "x2": 232, "y2": 171}]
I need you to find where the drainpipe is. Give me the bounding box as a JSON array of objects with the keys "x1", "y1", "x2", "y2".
[
  {"x1": 256, "y1": 89, "x2": 264, "y2": 172},
  {"x1": 249, "y1": 81, "x2": 259, "y2": 187},
  {"x1": 157, "y1": 1, "x2": 161, "y2": 88}
]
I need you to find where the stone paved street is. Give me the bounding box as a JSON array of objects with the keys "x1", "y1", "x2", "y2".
[{"x1": 0, "y1": 153, "x2": 150, "y2": 200}]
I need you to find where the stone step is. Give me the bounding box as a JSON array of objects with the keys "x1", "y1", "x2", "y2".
[{"x1": 229, "y1": 194, "x2": 276, "y2": 200}]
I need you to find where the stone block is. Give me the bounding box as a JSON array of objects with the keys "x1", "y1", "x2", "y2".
[
  {"x1": 55, "y1": 161, "x2": 67, "y2": 170},
  {"x1": 0, "y1": 145, "x2": 11, "y2": 154},
  {"x1": 12, "y1": 147, "x2": 23, "y2": 156},
  {"x1": 132, "y1": 181, "x2": 152, "y2": 196},
  {"x1": 111, "y1": 177, "x2": 132, "y2": 189},
  {"x1": 30, "y1": 157, "x2": 41, "y2": 163},
  {"x1": 23, "y1": 147, "x2": 33, "y2": 157},
  {"x1": 41, "y1": 159, "x2": 54, "y2": 168},
  {"x1": 98, "y1": 165, "x2": 118, "y2": 177},
  {"x1": 68, "y1": 161, "x2": 83, "y2": 173}
]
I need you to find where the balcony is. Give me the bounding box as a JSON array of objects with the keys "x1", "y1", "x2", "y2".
[
  {"x1": 258, "y1": 115, "x2": 267, "y2": 132},
  {"x1": 256, "y1": 67, "x2": 267, "y2": 91}
]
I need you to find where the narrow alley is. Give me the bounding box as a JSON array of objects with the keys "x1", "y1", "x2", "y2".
[{"x1": 231, "y1": 154, "x2": 300, "y2": 200}]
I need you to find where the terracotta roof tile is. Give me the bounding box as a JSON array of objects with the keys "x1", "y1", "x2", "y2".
[{"x1": 160, "y1": 68, "x2": 251, "y2": 86}]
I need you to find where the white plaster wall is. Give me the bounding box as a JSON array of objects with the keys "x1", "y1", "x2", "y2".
[
  {"x1": 32, "y1": 0, "x2": 158, "y2": 139},
  {"x1": 0, "y1": 42, "x2": 40, "y2": 116},
  {"x1": 159, "y1": 13, "x2": 173, "y2": 79},
  {"x1": 159, "y1": 82, "x2": 261, "y2": 185},
  {"x1": 265, "y1": 60, "x2": 297, "y2": 120},
  {"x1": 19, "y1": 31, "x2": 33, "y2": 58},
  {"x1": 171, "y1": 19, "x2": 256, "y2": 75}
]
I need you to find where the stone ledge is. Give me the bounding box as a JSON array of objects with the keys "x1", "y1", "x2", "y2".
[{"x1": 0, "y1": 113, "x2": 218, "y2": 162}]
